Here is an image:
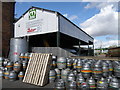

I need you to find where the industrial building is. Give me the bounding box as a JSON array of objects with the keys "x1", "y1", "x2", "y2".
[{"x1": 15, "y1": 6, "x2": 94, "y2": 57}]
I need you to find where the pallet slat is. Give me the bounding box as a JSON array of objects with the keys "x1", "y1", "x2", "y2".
[{"x1": 23, "y1": 53, "x2": 52, "y2": 86}]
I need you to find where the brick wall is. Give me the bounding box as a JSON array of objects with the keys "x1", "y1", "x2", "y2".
[{"x1": 0, "y1": 2, "x2": 15, "y2": 57}]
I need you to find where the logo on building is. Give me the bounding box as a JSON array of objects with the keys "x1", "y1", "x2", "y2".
[{"x1": 29, "y1": 8, "x2": 36, "y2": 20}]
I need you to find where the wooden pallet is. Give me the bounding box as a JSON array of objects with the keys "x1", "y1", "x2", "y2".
[{"x1": 23, "y1": 53, "x2": 52, "y2": 86}]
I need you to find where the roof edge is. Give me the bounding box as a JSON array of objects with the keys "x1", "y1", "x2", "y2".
[{"x1": 15, "y1": 6, "x2": 94, "y2": 40}]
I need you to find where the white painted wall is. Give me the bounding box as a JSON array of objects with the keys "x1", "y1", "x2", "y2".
[
  {"x1": 14, "y1": 7, "x2": 93, "y2": 44},
  {"x1": 59, "y1": 16, "x2": 93, "y2": 43},
  {"x1": 15, "y1": 8, "x2": 58, "y2": 37}
]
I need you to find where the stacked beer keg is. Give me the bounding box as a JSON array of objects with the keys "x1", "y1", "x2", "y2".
[
  {"x1": 49, "y1": 57, "x2": 120, "y2": 89},
  {"x1": 0, "y1": 53, "x2": 30, "y2": 81}
]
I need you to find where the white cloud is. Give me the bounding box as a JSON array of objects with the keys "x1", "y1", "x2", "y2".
[
  {"x1": 81, "y1": 0, "x2": 119, "y2": 2},
  {"x1": 80, "y1": 4, "x2": 118, "y2": 37},
  {"x1": 63, "y1": 14, "x2": 78, "y2": 21},
  {"x1": 84, "y1": 2, "x2": 118, "y2": 9},
  {"x1": 94, "y1": 39, "x2": 119, "y2": 48},
  {"x1": 63, "y1": 14, "x2": 68, "y2": 18},
  {"x1": 69, "y1": 15, "x2": 78, "y2": 21}
]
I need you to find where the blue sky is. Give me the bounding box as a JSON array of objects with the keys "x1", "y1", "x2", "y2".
[
  {"x1": 15, "y1": 2, "x2": 99, "y2": 24},
  {"x1": 15, "y1": 2, "x2": 119, "y2": 48}
]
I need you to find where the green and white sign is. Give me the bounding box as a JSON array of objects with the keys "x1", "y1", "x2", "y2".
[{"x1": 29, "y1": 8, "x2": 36, "y2": 20}]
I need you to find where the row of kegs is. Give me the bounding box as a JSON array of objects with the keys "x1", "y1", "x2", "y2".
[
  {"x1": 0, "y1": 53, "x2": 30, "y2": 81},
  {"x1": 49, "y1": 57, "x2": 120, "y2": 89}
]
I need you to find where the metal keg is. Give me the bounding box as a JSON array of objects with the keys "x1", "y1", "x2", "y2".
[
  {"x1": 106, "y1": 60, "x2": 113, "y2": 75},
  {"x1": 13, "y1": 61, "x2": 21, "y2": 73},
  {"x1": 73, "y1": 69, "x2": 77, "y2": 76},
  {"x1": 61, "y1": 68, "x2": 70, "y2": 82},
  {"x1": 18, "y1": 71, "x2": 24, "y2": 80},
  {"x1": 80, "y1": 81, "x2": 89, "y2": 89},
  {"x1": 77, "y1": 73, "x2": 82, "y2": 78},
  {"x1": 109, "y1": 77, "x2": 119, "y2": 88},
  {"x1": 52, "y1": 56, "x2": 57, "y2": 68},
  {"x1": 49, "y1": 69, "x2": 56, "y2": 83},
  {"x1": 87, "y1": 77, "x2": 96, "y2": 89},
  {"x1": 3, "y1": 59, "x2": 9, "y2": 67},
  {"x1": 73, "y1": 59, "x2": 77, "y2": 70},
  {"x1": 9, "y1": 38, "x2": 28, "y2": 62},
  {"x1": 81, "y1": 63, "x2": 92, "y2": 78},
  {"x1": 67, "y1": 58, "x2": 72, "y2": 69},
  {"x1": 0, "y1": 57, "x2": 3, "y2": 67},
  {"x1": 102, "y1": 61, "x2": 109, "y2": 77},
  {"x1": 24, "y1": 53, "x2": 29, "y2": 62},
  {"x1": 76, "y1": 74, "x2": 85, "y2": 87},
  {"x1": 6, "y1": 62, "x2": 13, "y2": 71},
  {"x1": 4, "y1": 70, "x2": 10, "y2": 79},
  {"x1": 0, "y1": 70, "x2": 4, "y2": 78},
  {"x1": 77, "y1": 59, "x2": 82, "y2": 73},
  {"x1": 51, "y1": 60, "x2": 56, "y2": 69},
  {"x1": 55, "y1": 68, "x2": 61, "y2": 79},
  {"x1": 92, "y1": 61, "x2": 102, "y2": 79},
  {"x1": 22, "y1": 60, "x2": 28, "y2": 71},
  {"x1": 67, "y1": 71, "x2": 75, "y2": 82},
  {"x1": 106, "y1": 75, "x2": 112, "y2": 83},
  {"x1": 114, "y1": 62, "x2": 120, "y2": 78},
  {"x1": 54, "y1": 79, "x2": 65, "y2": 89},
  {"x1": 57, "y1": 57, "x2": 66, "y2": 69},
  {"x1": 9, "y1": 71, "x2": 17, "y2": 81},
  {"x1": 68, "y1": 81, "x2": 77, "y2": 89},
  {"x1": 19, "y1": 53, "x2": 25, "y2": 61},
  {"x1": 97, "y1": 77, "x2": 108, "y2": 89}
]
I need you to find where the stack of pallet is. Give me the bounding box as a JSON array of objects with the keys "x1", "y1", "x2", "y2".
[{"x1": 23, "y1": 53, "x2": 52, "y2": 86}]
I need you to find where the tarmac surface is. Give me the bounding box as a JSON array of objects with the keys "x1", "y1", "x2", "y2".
[
  {"x1": 2, "y1": 79, "x2": 54, "y2": 89},
  {"x1": 2, "y1": 78, "x2": 120, "y2": 90}
]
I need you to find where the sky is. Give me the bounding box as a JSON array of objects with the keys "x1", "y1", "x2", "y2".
[{"x1": 15, "y1": 1, "x2": 119, "y2": 49}]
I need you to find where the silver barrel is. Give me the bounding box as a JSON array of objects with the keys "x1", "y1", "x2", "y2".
[
  {"x1": 54, "y1": 79, "x2": 65, "y2": 89},
  {"x1": 102, "y1": 61, "x2": 109, "y2": 77},
  {"x1": 81, "y1": 63, "x2": 92, "y2": 78},
  {"x1": 18, "y1": 71, "x2": 24, "y2": 81},
  {"x1": 106, "y1": 60, "x2": 113, "y2": 75},
  {"x1": 6, "y1": 61, "x2": 13, "y2": 71},
  {"x1": 4, "y1": 70, "x2": 10, "y2": 80},
  {"x1": 76, "y1": 73, "x2": 85, "y2": 87},
  {"x1": 61, "y1": 68, "x2": 70, "y2": 82},
  {"x1": 73, "y1": 59, "x2": 77, "y2": 70},
  {"x1": 9, "y1": 38, "x2": 28, "y2": 62},
  {"x1": 67, "y1": 58, "x2": 72, "y2": 69},
  {"x1": 97, "y1": 77, "x2": 108, "y2": 89},
  {"x1": 54, "y1": 68, "x2": 61, "y2": 79},
  {"x1": 87, "y1": 77, "x2": 96, "y2": 89},
  {"x1": 113, "y1": 61, "x2": 120, "y2": 78},
  {"x1": 109, "y1": 77, "x2": 120, "y2": 88},
  {"x1": 80, "y1": 81, "x2": 89, "y2": 89},
  {"x1": 0, "y1": 70, "x2": 4, "y2": 79},
  {"x1": 92, "y1": 61, "x2": 102, "y2": 79},
  {"x1": 68, "y1": 81, "x2": 77, "y2": 89},
  {"x1": 13, "y1": 61, "x2": 21, "y2": 73},
  {"x1": 9, "y1": 71, "x2": 17, "y2": 81},
  {"x1": 3, "y1": 59, "x2": 9, "y2": 67},
  {"x1": 49, "y1": 69, "x2": 56, "y2": 83},
  {"x1": 67, "y1": 71, "x2": 75, "y2": 82},
  {"x1": 57, "y1": 57, "x2": 66, "y2": 69},
  {"x1": 77, "y1": 59, "x2": 82, "y2": 73}
]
